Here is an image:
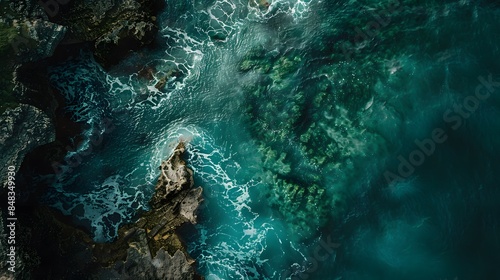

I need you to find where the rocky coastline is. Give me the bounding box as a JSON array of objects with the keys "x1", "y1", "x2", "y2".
[
  {"x1": 93, "y1": 142, "x2": 203, "y2": 279},
  {"x1": 0, "y1": 1, "x2": 203, "y2": 279},
  {"x1": 1, "y1": 142, "x2": 203, "y2": 279},
  {"x1": 1, "y1": 0, "x2": 164, "y2": 184}
]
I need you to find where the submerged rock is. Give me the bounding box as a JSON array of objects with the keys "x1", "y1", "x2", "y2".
[
  {"x1": 154, "y1": 69, "x2": 181, "y2": 90},
  {"x1": 249, "y1": 0, "x2": 271, "y2": 9}
]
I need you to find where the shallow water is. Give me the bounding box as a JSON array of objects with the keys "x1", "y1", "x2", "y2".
[{"x1": 44, "y1": 0, "x2": 500, "y2": 279}]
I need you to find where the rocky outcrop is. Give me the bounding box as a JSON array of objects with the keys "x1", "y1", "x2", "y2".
[
  {"x1": 0, "y1": 105, "x2": 55, "y2": 188},
  {"x1": 0, "y1": 105, "x2": 55, "y2": 279},
  {"x1": 0, "y1": 0, "x2": 163, "y2": 186},
  {"x1": 93, "y1": 142, "x2": 203, "y2": 279},
  {"x1": 0, "y1": 6, "x2": 69, "y2": 279},
  {"x1": 95, "y1": 248, "x2": 198, "y2": 280},
  {"x1": 11, "y1": 19, "x2": 67, "y2": 63},
  {"x1": 0, "y1": 0, "x2": 67, "y2": 160},
  {"x1": 0, "y1": 143, "x2": 203, "y2": 279},
  {"x1": 51, "y1": 0, "x2": 164, "y2": 67}
]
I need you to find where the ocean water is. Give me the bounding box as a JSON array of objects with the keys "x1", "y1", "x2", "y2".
[{"x1": 43, "y1": 0, "x2": 500, "y2": 279}]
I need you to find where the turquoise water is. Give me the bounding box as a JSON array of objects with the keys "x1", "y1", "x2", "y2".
[{"x1": 43, "y1": 0, "x2": 500, "y2": 279}]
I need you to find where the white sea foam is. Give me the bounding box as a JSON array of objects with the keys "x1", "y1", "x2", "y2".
[{"x1": 45, "y1": 0, "x2": 319, "y2": 272}]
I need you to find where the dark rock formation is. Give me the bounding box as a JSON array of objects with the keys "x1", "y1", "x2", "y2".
[
  {"x1": 0, "y1": 1, "x2": 171, "y2": 279},
  {"x1": 0, "y1": 143, "x2": 203, "y2": 279},
  {"x1": 0, "y1": 105, "x2": 55, "y2": 188},
  {"x1": 93, "y1": 142, "x2": 203, "y2": 279},
  {"x1": 0, "y1": 8, "x2": 68, "y2": 278},
  {"x1": 0, "y1": 0, "x2": 165, "y2": 185},
  {"x1": 0, "y1": 0, "x2": 165, "y2": 174},
  {"x1": 50, "y1": 0, "x2": 164, "y2": 68},
  {"x1": 12, "y1": 19, "x2": 67, "y2": 63},
  {"x1": 0, "y1": 0, "x2": 68, "y2": 166}
]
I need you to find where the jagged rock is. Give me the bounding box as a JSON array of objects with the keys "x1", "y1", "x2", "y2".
[
  {"x1": 51, "y1": 0, "x2": 164, "y2": 67},
  {"x1": 180, "y1": 188, "x2": 204, "y2": 224},
  {"x1": 93, "y1": 142, "x2": 203, "y2": 279},
  {"x1": 95, "y1": 240, "x2": 197, "y2": 280},
  {"x1": 0, "y1": 104, "x2": 54, "y2": 189},
  {"x1": 13, "y1": 19, "x2": 67, "y2": 63},
  {"x1": 151, "y1": 142, "x2": 194, "y2": 204},
  {"x1": 0, "y1": 143, "x2": 203, "y2": 279}
]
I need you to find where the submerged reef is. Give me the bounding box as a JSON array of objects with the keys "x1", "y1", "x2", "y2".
[
  {"x1": 237, "y1": 0, "x2": 455, "y2": 238},
  {"x1": 239, "y1": 42, "x2": 387, "y2": 238},
  {"x1": 235, "y1": 0, "x2": 442, "y2": 238}
]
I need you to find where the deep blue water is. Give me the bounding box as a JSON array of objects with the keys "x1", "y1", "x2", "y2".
[{"x1": 43, "y1": 0, "x2": 500, "y2": 279}]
